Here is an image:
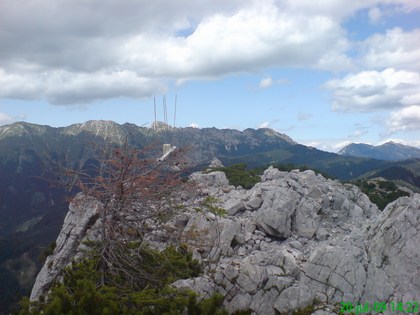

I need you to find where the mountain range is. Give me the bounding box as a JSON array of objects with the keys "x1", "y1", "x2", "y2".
[
  {"x1": 0, "y1": 120, "x2": 419, "y2": 313},
  {"x1": 1, "y1": 120, "x2": 419, "y2": 235},
  {"x1": 339, "y1": 141, "x2": 420, "y2": 161}
]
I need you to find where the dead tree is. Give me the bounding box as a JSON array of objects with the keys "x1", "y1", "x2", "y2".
[{"x1": 53, "y1": 141, "x2": 191, "y2": 289}]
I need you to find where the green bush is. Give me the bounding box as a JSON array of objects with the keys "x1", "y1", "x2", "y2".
[
  {"x1": 211, "y1": 163, "x2": 262, "y2": 189},
  {"x1": 212, "y1": 163, "x2": 334, "y2": 189},
  {"x1": 18, "y1": 244, "x2": 232, "y2": 315},
  {"x1": 354, "y1": 179, "x2": 410, "y2": 210}
]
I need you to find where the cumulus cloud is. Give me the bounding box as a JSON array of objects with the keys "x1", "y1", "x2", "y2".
[
  {"x1": 360, "y1": 28, "x2": 420, "y2": 71},
  {"x1": 189, "y1": 123, "x2": 200, "y2": 128},
  {"x1": 258, "y1": 77, "x2": 289, "y2": 89},
  {"x1": 123, "y1": 4, "x2": 353, "y2": 78},
  {"x1": 368, "y1": 7, "x2": 382, "y2": 23},
  {"x1": 332, "y1": 140, "x2": 355, "y2": 151},
  {"x1": 0, "y1": 0, "x2": 356, "y2": 104},
  {"x1": 300, "y1": 139, "x2": 356, "y2": 153},
  {"x1": 0, "y1": 0, "x2": 245, "y2": 73},
  {"x1": 0, "y1": 0, "x2": 419, "y2": 105},
  {"x1": 387, "y1": 105, "x2": 420, "y2": 132},
  {"x1": 259, "y1": 77, "x2": 273, "y2": 89},
  {"x1": 280, "y1": 0, "x2": 419, "y2": 19},
  {"x1": 258, "y1": 121, "x2": 270, "y2": 128},
  {"x1": 303, "y1": 137, "x2": 420, "y2": 153},
  {"x1": 0, "y1": 112, "x2": 14, "y2": 125},
  {"x1": 0, "y1": 69, "x2": 165, "y2": 105},
  {"x1": 325, "y1": 68, "x2": 420, "y2": 111},
  {"x1": 352, "y1": 129, "x2": 368, "y2": 138}
]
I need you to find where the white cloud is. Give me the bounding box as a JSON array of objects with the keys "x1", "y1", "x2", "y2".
[
  {"x1": 360, "y1": 28, "x2": 420, "y2": 71},
  {"x1": 302, "y1": 141, "x2": 321, "y2": 148},
  {"x1": 300, "y1": 139, "x2": 355, "y2": 153},
  {"x1": 352, "y1": 129, "x2": 367, "y2": 138},
  {"x1": 368, "y1": 7, "x2": 382, "y2": 23},
  {"x1": 258, "y1": 77, "x2": 289, "y2": 89},
  {"x1": 123, "y1": 4, "x2": 353, "y2": 78},
  {"x1": 258, "y1": 121, "x2": 270, "y2": 128},
  {"x1": 280, "y1": 0, "x2": 417, "y2": 19},
  {"x1": 0, "y1": 112, "x2": 14, "y2": 125},
  {"x1": 378, "y1": 138, "x2": 420, "y2": 147},
  {"x1": 0, "y1": 0, "x2": 356, "y2": 104},
  {"x1": 0, "y1": 69, "x2": 165, "y2": 105},
  {"x1": 387, "y1": 105, "x2": 420, "y2": 132},
  {"x1": 189, "y1": 123, "x2": 200, "y2": 128},
  {"x1": 325, "y1": 68, "x2": 420, "y2": 111},
  {"x1": 0, "y1": 0, "x2": 419, "y2": 105},
  {"x1": 332, "y1": 140, "x2": 355, "y2": 151},
  {"x1": 259, "y1": 77, "x2": 273, "y2": 89}
]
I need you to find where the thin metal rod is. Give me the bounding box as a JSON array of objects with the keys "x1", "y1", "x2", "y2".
[
  {"x1": 153, "y1": 97, "x2": 156, "y2": 130},
  {"x1": 163, "y1": 95, "x2": 167, "y2": 128},
  {"x1": 174, "y1": 94, "x2": 177, "y2": 128}
]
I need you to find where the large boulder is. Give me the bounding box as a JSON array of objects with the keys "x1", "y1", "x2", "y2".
[
  {"x1": 255, "y1": 168, "x2": 379, "y2": 240},
  {"x1": 174, "y1": 169, "x2": 419, "y2": 314},
  {"x1": 189, "y1": 171, "x2": 229, "y2": 187},
  {"x1": 363, "y1": 195, "x2": 420, "y2": 302},
  {"x1": 302, "y1": 194, "x2": 420, "y2": 308}
]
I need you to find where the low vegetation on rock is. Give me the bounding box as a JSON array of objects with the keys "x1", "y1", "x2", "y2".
[
  {"x1": 213, "y1": 163, "x2": 409, "y2": 210},
  {"x1": 353, "y1": 178, "x2": 410, "y2": 210},
  {"x1": 211, "y1": 163, "x2": 334, "y2": 190},
  {"x1": 19, "y1": 244, "x2": 233, "y2": 315}
]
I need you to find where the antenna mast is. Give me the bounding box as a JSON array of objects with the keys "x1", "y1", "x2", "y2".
[
  {"x1": 174, "y1": 94, "x2": 177, "y2": 128},
  {"x1": 153, "y1": 97, "x2": 157, "y2": 130},
  {"x1": 163, "y1": 95, "x2": 167, "y2": 129}
]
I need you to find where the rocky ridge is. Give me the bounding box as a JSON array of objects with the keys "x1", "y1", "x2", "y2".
[
  {"x1": 339, "y1": 141, "x2": 420, "y2": 161},
  {"x1": 30, "y1": 166, "x2": 420, "y2": 314},
  {"x1": 30, "y1": 195, "x2": 103, "y2": 301}
]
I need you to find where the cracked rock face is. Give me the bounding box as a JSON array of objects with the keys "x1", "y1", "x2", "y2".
[
  {"x1": 30, "y1": 194, "x2": 102, "y2": 301},
  {"x1": 364, "y1": 195, "x2": 420, "y2": 302},
  {"x1": 31, "y1": 166, "x2": 420, "y2": 315},
  {"x1": 174, "y1": 167, "x2": 420, "y2": 314}
]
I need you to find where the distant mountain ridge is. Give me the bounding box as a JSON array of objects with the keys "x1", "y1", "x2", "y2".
[
  {"x1": 339, "y1": 141, "x2": 420, "y2": 161},
  {"x1": 0, "y1": 120, "x2": 302, "y2": 238},
  {"x1": 0, "y1": 120, "x2": 419, "y2": 313}
]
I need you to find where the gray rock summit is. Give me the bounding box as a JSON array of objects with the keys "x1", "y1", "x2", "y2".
[{"x1": 31, "y1": 166, "x2": 420, "y2": 314}]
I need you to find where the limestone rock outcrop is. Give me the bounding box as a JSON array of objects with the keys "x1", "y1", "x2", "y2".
[
  {"x1": 30, "y1": 194, "x2": 102, "y2": 301},
  {"x1": 31, "y1": 166, "x2": 420, "y2": 314},
  {"x1": 174, "y1": 167, "x2": 420, "y2": 314}
]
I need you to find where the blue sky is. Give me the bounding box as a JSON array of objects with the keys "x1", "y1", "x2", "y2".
[{"x1": 0, "y1": 0, "x2": 419, "y2": 152}]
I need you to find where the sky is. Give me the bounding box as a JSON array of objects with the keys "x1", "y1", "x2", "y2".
[{"x1": 0, "y1": 0, "x2": 419, "y2": 152}]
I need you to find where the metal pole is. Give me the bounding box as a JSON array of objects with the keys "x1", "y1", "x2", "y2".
[
  {"x1": 174, "y1": 94, "x2": 177, "y2": 128},
  {"x1": 154, "y1": 97, "x2": 156, "y2": 130}
]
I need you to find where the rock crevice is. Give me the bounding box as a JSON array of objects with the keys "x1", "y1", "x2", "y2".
[{"x1": 31, "y1": 167, "x2": 420, "y2": 314}]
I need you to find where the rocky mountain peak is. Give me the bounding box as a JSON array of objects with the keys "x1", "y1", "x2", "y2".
[
  {"x1": 255, "y1": 128, "x2": 296, "y2": 145},
  {"x1": 63, "y1": 120, "x2": 127, "y2": 143},
  {"x1": 0, "y1": 121, "x2": 50, "y2": 140},
  {"x1": 339, "y1": 141, "x2": 420, "y2": 161},
  {"x1": 30, "y1": 166, "x2": 420, "y2": 314}
]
